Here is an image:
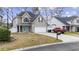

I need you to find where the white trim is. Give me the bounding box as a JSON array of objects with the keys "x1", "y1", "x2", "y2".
[
  {"x1": 32, "y1": 15, "x2": 47, "y2": 24},
  {"x1": 21, "y1": 12, "x2": 31, "y2": 18},
  {"x1": 22, "y1": 17, "x2": 30, "y2": 23}
]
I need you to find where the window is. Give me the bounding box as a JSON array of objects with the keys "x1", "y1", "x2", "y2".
[
  {"x1": 23, "y1": 18, "x2": 29, "y2": 22},
  {"x1": 38, "y1": 18, "x2": 40, "y2": 22},
  {"x1": 38, "y1": 17, "x2": 43, "y2": 22},
  {"x1": 40, "y1": 17, "x2": 43, "y2": 22},
  {"x1": 77, "y1": 20, "x2": 79, "y2": 23}
]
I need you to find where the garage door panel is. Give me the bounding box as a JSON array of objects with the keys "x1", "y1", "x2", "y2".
[{"x1": 35, "y1": 27, "x2": 46, "y2": 33}]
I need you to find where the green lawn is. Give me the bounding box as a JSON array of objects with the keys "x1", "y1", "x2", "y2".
[
  {"x1": 0, "y1": 33, "x2": 62, "y2": 51},
  {"x1": 65, "y1": 32, "x2": 79, "y2": 36}
]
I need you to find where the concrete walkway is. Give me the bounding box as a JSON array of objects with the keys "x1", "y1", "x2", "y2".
[{"x1": 37, "y1": 33, "x2": 79, "y2": 43}]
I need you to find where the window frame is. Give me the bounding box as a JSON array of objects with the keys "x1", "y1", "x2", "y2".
[
  {"x1": 37, "y1": 17, "x2": 43, "y2": 22},
  {"x1": 23, "y1": 18, "x2": 29, "y2": 23}
]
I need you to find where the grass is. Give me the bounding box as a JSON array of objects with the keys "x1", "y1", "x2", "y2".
[
  {"x1": 65, "y1": 32, "x2": 79, "y2": 36},
  {"x1": 0, "y1": 33, "x2": 62, "y2": 51}
]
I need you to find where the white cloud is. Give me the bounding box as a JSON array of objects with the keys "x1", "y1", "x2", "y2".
[
  {"x1": 49, "y1": 7, "x2": 56, "y2": 10},
  {"x1": 71, "y1": 11, "x2": 77, "y2": 15},
  {"x1": 65, "y1": 11, "x2": 70, "y2": 15},
  {"x1": 62, "y1": 11, "x2": 72, "y2": 17},
  {"x1": 64, "y1": 11, "x2": 77, "y2": 16},
  {"x1": 73, "y1": 7, "x2": 78, "y2": 9}
]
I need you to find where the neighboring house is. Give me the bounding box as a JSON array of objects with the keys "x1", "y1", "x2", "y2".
[
  {"x1": 48, "y1": 16, "x2": 79, "y2": 32},
  {"x1": 10, "y1": 11, "x2": 47, "y2": 33},
  {"x1": 48, "y1": 17, "x2": 68, "y2": 31}
]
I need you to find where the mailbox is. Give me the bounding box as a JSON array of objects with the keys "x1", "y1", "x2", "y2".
[
  {"x1": 56, "y1": 32, "x2": 62, "y2": 40},
  {"x1": 57, "y1": 32, "x2": 61, "y2": 35}
]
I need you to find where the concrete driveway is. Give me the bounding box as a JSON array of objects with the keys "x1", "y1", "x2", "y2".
[{"x1": 37, "y1": 33, "x2": 79, "y2": 43}]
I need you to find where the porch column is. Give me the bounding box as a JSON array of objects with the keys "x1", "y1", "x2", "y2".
[
  {"x1": 63, "y1": 26, "x2": 66, "y2": 30},
  {"x1": 72, "y1": 26, "x2": 76, "y2": 32},
  {"x1": 19, "y1": 25, "x2": 20, "y2": 32},
  {"x1": 64, "y1": 26, "x2": 66, "y2": 30},
  {"x1": 75, "y1": 27, "x2": 77, "y2": 32}
]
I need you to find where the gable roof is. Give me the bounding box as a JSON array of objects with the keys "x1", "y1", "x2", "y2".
[
  {"x1": 55, "y1": 17, "x2": 69, "y2": 25},
  {"x1": 17, "y1": 11, "x2": 42, "y2": 22},
  {"x1": 31, "y1": 14, "x2": 39, "y2": 22},
  {"x1": 17, "y1": 11, "x2": 37, "y2": 22},
  {"x1": 54, "y1": 16, "x2": 78, "y2": 25},
  {"x1": 27, "y1": 11, "x2": 35, "y2": 18},
  {"x1": 32, "y1": 14, "x2": 48, "y2": 24},
  {"x1": 17, "y1": 11, "x2": 35, "y2": 18},
  {"x1": 17, "y1": 12, "x2": 25, "y2": 16},
  {"x1": 0, "y1": 15, "x2": 3, "y2": 18}
]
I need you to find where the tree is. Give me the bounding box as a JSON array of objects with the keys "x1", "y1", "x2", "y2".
[
  {"x1": 49, "y1": 7, "x2": 64, "y2": 17},
  {"x1": 0, "y1": 7, "x2": 4, "y2": 26},
  {"x1": 5, "y1": 8, "x2": 9, "y2": 29},
  {"x1": 41, "y1": 7, "x2": 49, "y2": 22},
  {"x1": 21, "y1": 7, "x2": 28, "y2": 12},
  {"x1": 34, "y1": 7, "x2": 64, "y2": 23},
  {"x1": 1, "y1": 8, "x2": 13, "y2": 29},
  {"x1": 16, "y1": 7, "x2": 28, "y2": 12},
  {"x1": 32, "y1": 7, "x2": 40, "y2": 15},
  {"x1": 0, "y1": 7, "x2": 4, "y2": 16}
]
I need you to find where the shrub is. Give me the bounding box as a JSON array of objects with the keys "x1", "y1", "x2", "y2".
[
  {"x1": 0, "y1": 27, "x2": 11, "y2": 41},
  {"x1": 0, "y1": 25, "x2": 7, "y2": 29}
]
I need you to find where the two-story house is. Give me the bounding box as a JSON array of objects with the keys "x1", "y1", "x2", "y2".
[{"x1": 10, "y1": 11, "x2": 47, "y2": 33}]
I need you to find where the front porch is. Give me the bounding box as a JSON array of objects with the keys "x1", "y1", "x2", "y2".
[
  {"x1": 17, "y1": 25, "x2": 31, "y2": 32},
  {"x1": 63, "y1": 26, "x2": 70, "y2": 32},
  {"x1": 63, "y1": 25, "x2": 79, "y2": 32},
  {"x1": 16, "y1": 23, "x2": 32, "y2": 32}
]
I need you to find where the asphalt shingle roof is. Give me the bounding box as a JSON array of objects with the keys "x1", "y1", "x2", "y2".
[
  {"x1": 55, "y1": 16, "x2": 78, "y2": 25},
  {"x1": 17, "y1": 11, "x2": 35, "y2": 18},
  {"x1": 17, "y1": 11, "x2": 38, "y2": 22}
]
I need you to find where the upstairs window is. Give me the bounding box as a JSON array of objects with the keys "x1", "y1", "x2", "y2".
[
  {"x1": 23, "y1": 18, "x2": 29, "y2": 22},
  {"x1": 38, "y1": 17, "x2": 43, "y2": 22}
]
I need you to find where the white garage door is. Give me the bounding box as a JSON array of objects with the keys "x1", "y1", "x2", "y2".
[{"x1": 35, "y1": 27, "x2": 46, "y2": 33}]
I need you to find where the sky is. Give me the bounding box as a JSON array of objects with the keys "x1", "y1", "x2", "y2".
[
  {"x1": 3, "y1": 7, "x2": 32, "y2": 23},
  {"x1": 62, "y1": 7, "x2": 79, "y2": 16},
  {"x1": 8, "y1": 7, "x2": 79, "y2": 17},
  {"x1": 40, "y1": 7, "x2": 79, "y2": 17},
  {"x1": 3, "y1": 7, "x2": 79, "y2": 23}
]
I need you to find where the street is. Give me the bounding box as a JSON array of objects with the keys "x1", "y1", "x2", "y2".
[{"x1": 23, "y1": 42, "x2": 79, "y2": 51}]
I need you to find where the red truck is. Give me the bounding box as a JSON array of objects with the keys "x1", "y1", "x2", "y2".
[{"x1": 53, "y1": 27, "x2": 65, "y2": 34}]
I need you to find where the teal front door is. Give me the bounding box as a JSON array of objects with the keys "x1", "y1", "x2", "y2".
[{"x1": 22, "y1": 26, "x2": 29, "y2": 32}]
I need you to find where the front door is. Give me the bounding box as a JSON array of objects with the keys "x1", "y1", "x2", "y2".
[
  {"x1": 22, "y1": 26, "x2": 29, "y2": 32},
  {"x1": 66, "y1": 26, "x2": 70, "y2": 31},
  {"x1": 77, "y1": 27, "x2": 79, "y2": 32}
]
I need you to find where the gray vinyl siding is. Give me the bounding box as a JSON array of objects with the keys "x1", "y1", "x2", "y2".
[
  {"x1": 32, "y1": 24, "x2": 35, "y2": 32},
  {"x1": 32, "y1": 15, "x2": 47, "y2": 32},
  {"x1": 32, "y1": 15, "x2": 47, "y2": 27},
  {"x1": 17, "y1": 17, "x2": 22, "y2": 25}
]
